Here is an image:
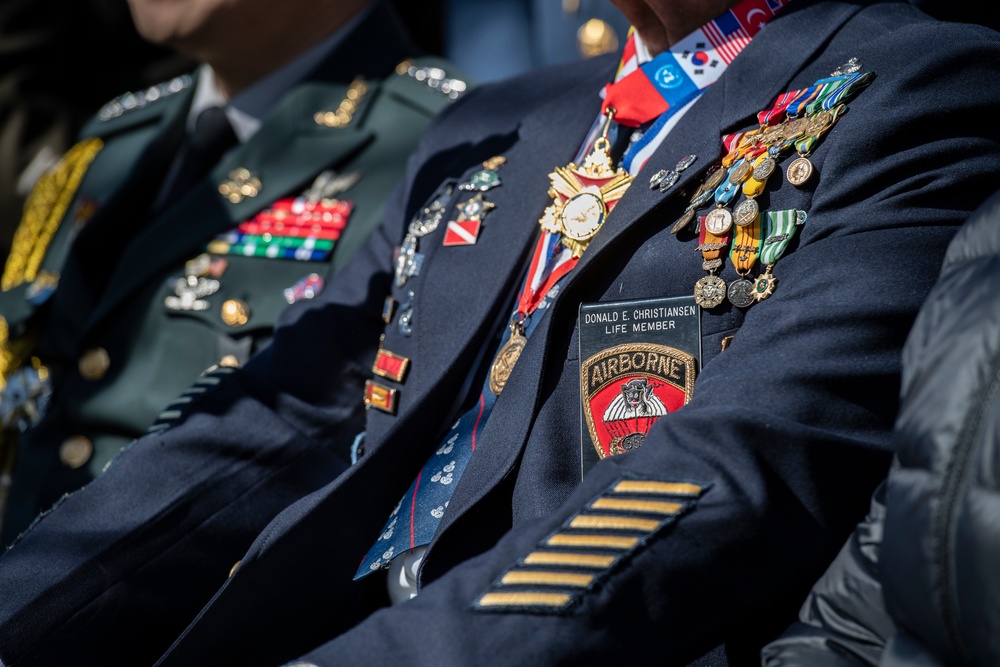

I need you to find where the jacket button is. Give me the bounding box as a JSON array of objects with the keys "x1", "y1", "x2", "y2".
[
  {"x1": 59, "y1": 436, "x2": 93, "y2": 469},
  {"x1": 220, "y1": 299, "x2": 250, "y2": 327},
  {"x1": 229, "y1": 560, "x2": 242, "y2": 577},
  {"x1": 78, "y1": 348, "x2": 110, "y2": 381},
  {"x1": 219, "y1": 354, "x2": 240, "y2": 368}
]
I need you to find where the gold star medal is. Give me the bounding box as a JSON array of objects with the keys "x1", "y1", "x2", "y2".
[{"x1": 538, "y1": 109, "x2": 632, "y2": 258}]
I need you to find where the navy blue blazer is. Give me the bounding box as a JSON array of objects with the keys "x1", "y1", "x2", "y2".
[{"x1": 3, "y1": 1, "x2": 1000, "y2": 666}]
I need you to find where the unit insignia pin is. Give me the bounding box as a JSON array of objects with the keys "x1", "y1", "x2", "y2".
[
  {"x1": 219, "y1": 168, "x2": 262, "y2": 204},
  {"x1": 443, "y1": 193, "x2": 494, "y2": 246},
  {"x1": 459, "y1": 156, "x2": 506, "y2": 192},
  {"x1": 397, "y1": 291, "x2": 415, "y2": 336},
  {"x1": 373, "y1": 336, "x2": 411, "y2": 383},
  {"x1": 283, "y1": 273, "x2": 324, "y2": 304},
  {"x1": 649, "y1": 154, "x2": 697, "y2": 193},
  {"x1": 830, "y1": 57, "x2": 861, "y2": 77},
  {"x1": 165, "y1": 274, "x2": 220, "y2": 311},
  {"x1": 364, "y1": 380, "x2": 398, "y2": 414},
  {"x1": 383, "y1": 296, "x2": 396, "y2": 324}
]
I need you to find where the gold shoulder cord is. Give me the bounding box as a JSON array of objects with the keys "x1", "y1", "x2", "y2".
[
  {"x1": 0, "y1": 138, "x2": 103, "y2": 389},
  {"x1": 2, "y1": 137, "x2": 103, "y2": 291}
]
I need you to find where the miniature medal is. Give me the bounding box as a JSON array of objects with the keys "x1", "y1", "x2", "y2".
[
  {"x1": 488, "y1": 321, "x2": 526, "y2": 395},
  {"x1": 704, "y1": 206, "x2": 733, "y2": 235},
  {"x1": 727, "y1": 279, "x2": 755, "y2": 308},
  {"x1": 694, "y1": 275, "x2": 727, "y2": 309},
  {"x1": 753, "y1": 208, "x2": 807, "y2": 302},
  {"x1": 785, "y1": 157, "x2": 814, "y2": 186}
]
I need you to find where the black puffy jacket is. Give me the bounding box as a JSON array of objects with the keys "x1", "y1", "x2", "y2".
[{"x1": 761, "y1": 190, "x2": 1000, "y2": 666}]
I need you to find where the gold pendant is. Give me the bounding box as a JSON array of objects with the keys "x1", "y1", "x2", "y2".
[
  {"x1": 489, "y1": 322, "x2": 527, "y2": 395},
  {"x1": 786, "y1": 156, "x2": 814, "y2": 186},
  {"x1": 539, "y1": 135, "x2": 632, "y2": 259}
]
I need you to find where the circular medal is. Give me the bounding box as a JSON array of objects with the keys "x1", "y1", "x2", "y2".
[
  {"x1": 734, "y1": 198, "x2": 759, "y2": 227},
  {"x1": 694, "y1": 274, "x2": 727, "y2": 309},
  {"x1": 805, "y1": 110, "x2": 834, "y2": 135},
  {"x1": 786, "y1": 156, "x2": 814, "y2": 186},
  {"x1": 727, "y1": 278, "x2": 755, "y2": 308},
  {"x1": 704, "y1": 167, "x2": 726, "y2": 190},
  {"x1": 705, "y1": 207, "x2": 733, "y2": 235},
  {"x1": 489, "y1": 331, "x2": 526, "y2": 394},
  {"x1": 752, "y1": 157, "x2": 777, "y2": 181},
  {"x1": 753, "y1": 271, "x2": 777, "y2": 301},
  {"x1": 729, "y1": 161, "x2": 753, "y2": 185},
  {"x1": 671, "y1": 208, "x2": 696, "y2": 234},
  {"x1": 559, "y1": 191, "x2": 607, "y2": 242}
]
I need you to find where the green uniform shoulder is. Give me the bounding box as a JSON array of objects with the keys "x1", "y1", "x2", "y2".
[
  {"x1": 382, "y1": 57, "x2": 474, "y2": 117},
  {"x1": 78, "y1": 74, "x2": 195, "y2": 139}
]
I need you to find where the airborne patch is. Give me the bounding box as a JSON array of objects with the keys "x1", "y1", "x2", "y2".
[
  {"x1": 578, "y1": 296, "x2": 701, "y2": 475},
  {"x1": 581, "y1": 344, "x2": 695, "y2": 459}
]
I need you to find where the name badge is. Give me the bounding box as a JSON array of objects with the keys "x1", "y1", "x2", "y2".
[{"x1": 578, "y1": 296, "x2": 701, "y2": 477}]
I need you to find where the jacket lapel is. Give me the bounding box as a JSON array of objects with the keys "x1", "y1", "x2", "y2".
[
  {"x1": 366, "y1": 61, "x2": 618, "y2": 451},
  {"x1": 85, "y1": 83, "x2": 375, "y2": 331},
  {"x1": 430, "y1": 0, "x2": 869, "y2": 552},
  {"x1": 44, "y1": 92, "x2": 191, "y2": 346}
]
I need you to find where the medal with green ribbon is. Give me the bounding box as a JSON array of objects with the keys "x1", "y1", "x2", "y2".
[{"x1": 752, "y1": 208, "x2": 807, "y2": 301}]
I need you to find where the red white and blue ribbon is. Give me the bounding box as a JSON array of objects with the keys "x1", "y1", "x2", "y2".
[{"x1": 602, "y1": 0, "x2": 787, "y2": 174}]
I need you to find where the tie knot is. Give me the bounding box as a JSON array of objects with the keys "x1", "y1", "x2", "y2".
[{"x1": 190, "y1": 106, "x2": 238, "y2": 156}]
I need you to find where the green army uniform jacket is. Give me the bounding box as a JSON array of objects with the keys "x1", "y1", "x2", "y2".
[{"x1": 0, "y1": 2, "x2": 469, "y2": 543}]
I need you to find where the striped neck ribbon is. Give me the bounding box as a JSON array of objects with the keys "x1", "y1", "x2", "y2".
[{"x1": 602, "y1": 0, "x2": 788, "y2": 129}]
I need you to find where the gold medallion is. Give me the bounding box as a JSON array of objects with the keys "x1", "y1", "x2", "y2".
[
  {"x1": 704, "y1": 207, "x2": 733, "y2": 235},
  {"x1": 489, "y1": 325, "x2": 527, "y2": 395},
  {"x1": 728, "y1": 161, "x2": 753, "y2": 185},
  {"x1": 786, "y1": 156, "x2": 814, "y2": 186},
  {"x1": 752, "y1": 157, "x2": 777, "y2": 181},
  {"x1": 805, "y1": 110, "x2": 834, "y2": 135},
  {"x1": 784, "y1": 117, "x2": 810, "y2": 140},
  {"x1": 752, "y1": 270, "x2": 778, "y2": 301},
  {"x1": 694, "y1": 275, "x2": 727, "y2": 309},
  {"x1": 704, "y1": 167, "x2": 726, "y2": 190}
]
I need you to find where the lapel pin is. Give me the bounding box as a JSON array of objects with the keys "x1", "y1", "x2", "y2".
[
  {"x1": 830, "y1": 57, "x2": 861, "y2": 77},
  {"x1": 443, "y1": 193, "x2": 494, "y2": 246},
  {"x1": 219, "y1": 168, "x2": 262, "y2": 204},
  {"x1": 649, "y1": 154, "x2": 697, "y2": 193}
]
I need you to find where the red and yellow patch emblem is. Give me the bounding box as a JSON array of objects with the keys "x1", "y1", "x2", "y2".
[{"x1": 581, "y1": 343, "x2": 695, "y2": 458}]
